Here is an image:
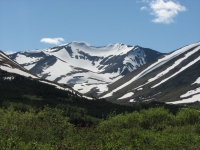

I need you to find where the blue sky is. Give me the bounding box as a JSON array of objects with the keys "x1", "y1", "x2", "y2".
[{"x1": 0, "y1": 0, "x2": 199, "y2": 53}]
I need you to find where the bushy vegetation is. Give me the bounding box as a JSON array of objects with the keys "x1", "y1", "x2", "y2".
[
  {"x1": 1, "y1": 70, "x2": 200, "y2": 149},
  {"x1": 0, "y1": 106, "x2": 200, "y2": 149}
]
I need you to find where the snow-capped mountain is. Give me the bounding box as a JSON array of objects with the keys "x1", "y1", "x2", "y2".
[
  {"x1": 100, "y1": 42, "x2": 200, "y2": 105},
  {"x1": 0, "y1": 50, "x2": 38, "y2": 79},
  {"x1": 9, "y1": 42, "x2": 162, "y2": 95},
  {"x1": 0, "y1": 50, "x2": 84, "y2": 97}
]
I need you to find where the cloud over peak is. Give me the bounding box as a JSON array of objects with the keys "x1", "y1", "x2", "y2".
[
  {"x1": 141, "y1": 0, "x2": 186, "y2": 24},
  {"x1": 40, "y1": 38, "x2": 65, "y2": 45}
]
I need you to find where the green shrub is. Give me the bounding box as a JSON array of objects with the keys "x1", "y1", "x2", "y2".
[
  {"x1": 176, "y1": 108, "x2": 200, "y2": 125},
  {"x1": 97, "y1": 111, "x2": 140, "y2": 132},
  {"x1": 139, "y1": 107, "x2": 174, "y2": 130}
]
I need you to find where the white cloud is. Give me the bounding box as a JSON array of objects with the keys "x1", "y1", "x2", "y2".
[
  {"x1": 141, "y1": 0, "x2": 186, "y2": 24},
  {"x1": 40, "y1": 38, "x2": 65, "y2": 45},
  {"x1": 141, "y1": 6, "x2": 147, "y2": 11}
]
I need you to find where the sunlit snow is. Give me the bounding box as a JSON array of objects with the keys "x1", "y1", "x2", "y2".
[
  {"x1": 167, "y1": 94, "x2": 200, "y2": 104},
  {"x1": 102, "y1": 42, "x2": 200, "y2": 98},
  {"x1": 193, "y1": 77, "x2": 200, "y2": 84},
  {"x1": 15, "y1": 54, "x2": 42, "y2": 64},
  {"x1": 129, "y1": 99, "x2": 135, "y2": 102},
  {"x1": 73, "y1": 83, "x2": 109, "y2": 94},
  {"x1": 0, "y1": 52, "x2": 24, "y2": 69},
  {"x1": 39, "y1": 80, "x2": 68, "y2": 91},
  {"x1": 41, "y1": 58, "x2": 73, "y2": 81},
  {"x1": 148, "y1": 46, "x2": 200, "y2": 83},
  {"x1": 0, "y1": 66, "x2": 38, "y2": 78},
  {"x1": 25, "y1": 64, "x2": 36, "y2": 70},
  {"x1": 68, "y1": 42, "x2": 135, "y2": 57},
  {"x1": 118, "y1": 92, "x2": 134, "y2": 100},
  {"x1": 180, "y1": 87, "x2": 200, "y2": 98},
  {"x1": 152, "y1": 56, "x2": 200, "y2": 88}
]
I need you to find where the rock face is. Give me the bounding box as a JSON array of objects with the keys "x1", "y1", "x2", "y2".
[{"x1": 9, "y1": 42, "x2": 162, "y2": 95}]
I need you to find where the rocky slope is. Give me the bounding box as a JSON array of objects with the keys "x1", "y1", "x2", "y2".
[{"x1": 100, "y1": 42, "x2": 200, "y2": 105}]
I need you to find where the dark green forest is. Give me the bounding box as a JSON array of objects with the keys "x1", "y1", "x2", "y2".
[{"x1": 0, "y1": 69, "x2": 200, "y2": 149}]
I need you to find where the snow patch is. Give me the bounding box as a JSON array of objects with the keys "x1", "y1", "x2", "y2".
[
  {"x1": 118, "y1": 92, "x2": 134, "y2": 100},
  {"x1": 15, "y1": 54, "x2": 42, "y2": 64},
  {"x1": 167, "y1": 94, "x2": 200, "y2": 104},
  {"x1": 73, "y1": 83, "x2": 108, "y2": 94},
  {"x1": 0, "y1": 66, "x2": 38, "y2": 78},
  {"x1": 193, "y1": 77, "x2": 200, "y2": 84},
  {"x1": 39, "y1": 80, "x2": 68, "y2": 91},
  {"x1": 129, "y1": 99, "x2": 135, "y2": 102},
  {"x1": 82, "y1": 95, "x2": 93, "y2": 100},
  {"x1": 25, "y1": 64, "x2": 36, "y2": 70},
  {"x1": 137, "y1": 88, "x2": 143, "y2": 91},
  {"x1": 180, "y1": 87, "x2": 200, "y2": 98}
]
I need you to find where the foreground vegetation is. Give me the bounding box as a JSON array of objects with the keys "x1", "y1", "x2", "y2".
[
  {"x1": 1, "y1": 70, "x2": 200, "y2": 149},
  {"x1": 0, "y1": 106, "x2": 200, "y2": 149}
]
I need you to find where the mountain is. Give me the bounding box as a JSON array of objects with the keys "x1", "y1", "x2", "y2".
[
  {"x1": 8, "y1": 41, "x2": 200, "y2": 105},
  {"x1": 9, "y1": 42, "x2": 162, "y2": 96},
  {"x1": 0, "y1": 50, "x2": 38, "y2": 79},
  {"x1": 0, "y1": 50, "x2": 89, "y2": 99},
  {"x1": 100, "y1": 42, "x2": 200, "y2": 105},
  {"x1": 1, "y1": 50, "x2": 145, "y2": 127}
]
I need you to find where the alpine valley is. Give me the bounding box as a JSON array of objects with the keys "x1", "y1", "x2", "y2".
[
  {"x1": 1, "y1": 42, "x2": 200, "y2": 149},
  {"x1": 8, "y1": 41, "x2": 200, "y2": 104}
]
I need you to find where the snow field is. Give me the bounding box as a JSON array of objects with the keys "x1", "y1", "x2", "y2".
[
  {"x1": 15, "y1": 53, "x2": 42, "y2": 64},
  {"x1": 68, "y1": 42, "x2": 135, "y2": 57},
  {"x1": 41, "y1": 58, "x2": 73, "y2": 81}
]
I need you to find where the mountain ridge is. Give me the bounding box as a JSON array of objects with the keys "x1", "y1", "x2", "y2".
[
  {"x1": 100, "y1": 42, "x2": 200, "y2": 104},
  {"x1": 7, "y1": 41, "x2": 200, "y2": 104},
  {"x1": 9, "y1": 42, "x2": 163, "y2": 95}
]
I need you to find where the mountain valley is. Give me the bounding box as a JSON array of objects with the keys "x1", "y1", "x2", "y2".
[{"x1": 1, "y1": 41, "x2": 200, "y2": 149}]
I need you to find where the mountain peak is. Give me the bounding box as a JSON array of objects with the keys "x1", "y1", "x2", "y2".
[{"x1": 9, "y1": 42, "x2": 162, "y2": 95}]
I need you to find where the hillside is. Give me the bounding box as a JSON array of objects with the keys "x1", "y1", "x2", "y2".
[
  {"x1": 0, "y1": 50, "x2": 38, "y2": 79},
  {"x1": 100, "y1": 42, "x2": 200, "y2": 105}
]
